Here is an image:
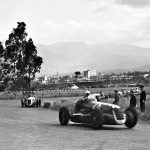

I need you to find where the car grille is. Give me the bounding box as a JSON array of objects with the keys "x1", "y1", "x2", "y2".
[
  {"x1": 28, "y1": 100, "x2": 31, "y2": 105},
  {"x1": 114, "y1": 108, "x2": 124, "y2": 120}
]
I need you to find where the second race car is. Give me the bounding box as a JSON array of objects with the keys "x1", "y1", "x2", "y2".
[{"x1": 21, "y1": 95, "x2": 41, "y2": 107}]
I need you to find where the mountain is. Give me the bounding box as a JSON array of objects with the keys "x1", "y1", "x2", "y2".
[{"x1": 36, "y1": 42, "x2": 150, "y2": 75}]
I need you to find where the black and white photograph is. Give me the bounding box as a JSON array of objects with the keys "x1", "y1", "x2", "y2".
[{"x1": 0, "y1": 0, "x2": 150, "y2": 150}]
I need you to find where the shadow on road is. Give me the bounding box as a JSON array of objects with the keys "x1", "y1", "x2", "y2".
[{"x1": 46, "y1": 122, "x2": 129, "y2": 131}]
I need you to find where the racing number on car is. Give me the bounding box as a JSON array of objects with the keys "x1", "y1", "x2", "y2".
[{"x1": 93, "y1": 104, "x2": 101, "y2": 109}]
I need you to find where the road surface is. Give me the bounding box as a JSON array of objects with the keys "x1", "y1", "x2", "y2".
[{"x1": 0, "y1": 100, "x2": 149, "y2": 150}]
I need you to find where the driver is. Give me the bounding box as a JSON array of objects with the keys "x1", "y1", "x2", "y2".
[
  {"x1": 75, "y1": 91, "x2": 92, "y2": 112},
  {"x1": 83, "y1": 90, "x2": 91, "y2": 99}
]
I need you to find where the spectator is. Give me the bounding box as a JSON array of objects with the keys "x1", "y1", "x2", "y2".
[
  {"x1": 140, "y1": 85, "x2": 146, "y2": 113},
  {"x1": 129, "y1": 90, "x2": 137, "y2": 108},
  {"x1": 113, "y1": 90, "x2": 120, "y2": 105}
]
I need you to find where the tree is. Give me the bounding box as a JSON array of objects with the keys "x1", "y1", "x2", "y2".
[
  {"x1": 0, "y1": 41, "x2": 4, "y2": 57},
  {"x1": 0, "y1": 42, "x2": 4, "y2": 81},
  {"x1": 2, "y1": 22, "x2": 43, "y2": 95},
  {"x1": 23, "y1": 38, "x2": 43, "y2": 93}
]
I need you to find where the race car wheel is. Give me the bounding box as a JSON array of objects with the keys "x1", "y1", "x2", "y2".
[
  {"x1": 38, "y1": 99, "x2": 41, "y2": 107},
  {"x1": 91, "y1": 109, "x2": 104, "y2": 129},
  {"x1": 59, "y1": 107, "x2": 70, "y2": 125},
  {"x1": 125, "y1": 107, "x2": 138, "y2": 128},
  {"x1": 21, "y1": 99, "x2": 24, "y2": 107}
]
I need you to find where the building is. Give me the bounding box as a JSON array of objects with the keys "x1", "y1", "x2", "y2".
[
  {"x1": 42, "y1": 75, "x2": 49, "y2": 84},
  {"x1": 84, "y1": 70, "x2": 97, "y2": 79}
]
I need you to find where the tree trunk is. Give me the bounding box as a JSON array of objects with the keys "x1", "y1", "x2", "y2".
[{"x1": 28, "y1": 65, "x2": 31, "y2": 95}]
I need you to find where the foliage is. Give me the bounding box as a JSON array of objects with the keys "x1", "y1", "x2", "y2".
[
  {"x1": 75, "y1": 71, "x2": 81, "y2": 81},
  {"x1": 0, "y1": 22, "x2": 43, "y2": 94},
  {"x1": 0, "y1": 42, "x2": 4, "y2": 81}
]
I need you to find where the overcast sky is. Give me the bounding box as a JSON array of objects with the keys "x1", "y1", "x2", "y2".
[{"x1": 0, "y1": 0, "x2": 150, "y2": 47}]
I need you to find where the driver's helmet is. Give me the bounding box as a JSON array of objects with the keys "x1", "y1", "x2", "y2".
[{"x1": 84, "y1": 90, "x2": 91, "y2": 97}]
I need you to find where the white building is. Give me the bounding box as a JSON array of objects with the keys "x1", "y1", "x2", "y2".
[
  {"x1": 42, "y1": 75, "x2": 49, "y2": 84},
  {"x1": 84, "y1": 70, "x2": 97, "y2": 79}
]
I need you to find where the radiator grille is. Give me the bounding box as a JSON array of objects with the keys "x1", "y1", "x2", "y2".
[{"x1": 114, "y1": 108, "x2": 124, "y2": 120}]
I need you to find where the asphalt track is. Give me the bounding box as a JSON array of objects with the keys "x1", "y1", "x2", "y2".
[{"x1": 0, "y1": 100, "x2": 150, "y2": 150}]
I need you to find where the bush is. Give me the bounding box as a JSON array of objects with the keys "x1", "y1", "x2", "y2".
[{"x1": 43, "y1": 102, "x2": 50, "y2": 108}]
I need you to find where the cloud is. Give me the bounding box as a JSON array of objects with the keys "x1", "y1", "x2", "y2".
[
  {"x1": 84, "y1": 0, "x2": 150, "y2": 46},
  {"x1": 88, "y1": 0, "x2": 115, "y2": 12},
  {"x1": 115, "y1": 0, "x2": 150, "y2": 8},
  {"x1": 1, "y1": 0, "x2": 150, "y2": 47},
  {"x1": 36, "y1": 16, "x2": 150, "y2": 45}
]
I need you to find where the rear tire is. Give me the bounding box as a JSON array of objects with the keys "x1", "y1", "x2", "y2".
[
  {"x1": 125, "y1": 107, "x2": 138, "y2": 128},
  {"x1": 59, "y1": 107, "x2": 70, "y2": 125},
  {"x1": 91, "y1": 109, "x2": 104, "y2": 129}
]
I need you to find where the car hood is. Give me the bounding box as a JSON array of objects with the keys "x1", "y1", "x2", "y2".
[
  {"x1": 92, "y1": 101, "x2": 120, "y2": 109},
  {"x1": 27, "y1": 97, "x2": 35, "y2": 101}
]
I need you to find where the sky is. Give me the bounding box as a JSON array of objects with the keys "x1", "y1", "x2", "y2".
[{"x1": 0, "y1": 0, "x2": 150, "y2": 47}]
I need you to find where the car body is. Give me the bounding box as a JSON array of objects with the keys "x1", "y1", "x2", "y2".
[
  {"x1": 59, "y1": 94, "x2": 138, "y2": 129},
  {"x1": 21, "y1": 96, "x2": 41, "y2": 107}
]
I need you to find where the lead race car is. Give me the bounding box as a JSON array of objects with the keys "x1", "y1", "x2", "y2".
[
  {"x1": 21, "y1": 95, "x2": 41, "y2": 107},
  {"x1": 59, "y1": 94, "x2": 138, "y2": 129}
]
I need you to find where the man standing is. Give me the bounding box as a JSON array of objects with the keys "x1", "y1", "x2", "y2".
[
  {"x1": 129, "y1": 90, "x2": 137, "y2": 108},
  {"x1": 140, "y1": 85, "x2": 146, "y2": 113},
  {"x1": 113, "y1": 90, "x2": 120, "y2": 105}
]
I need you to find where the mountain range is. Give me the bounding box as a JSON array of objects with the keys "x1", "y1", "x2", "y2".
[{"x1": 36, "y1": 42, "x2": 150, "y2": 75}]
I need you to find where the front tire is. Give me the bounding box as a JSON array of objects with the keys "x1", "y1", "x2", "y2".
[
  {"x1": 21, "y1": 99, "x2": 24, "y2": 107},
  {"x1": 38, "y1": 99, "x2": 41, "y2": 107},
  {"x1": 125, "y1": 107, "x2": 138, "y2": 128},
  {"x1": 91, "y1": 109, "x2": 104, "y2": 129},
  {"x1": 59, "y1": 107, "x2": 70, "y2": 125},
  {"x1": 36, "y1": 100, "x2": 39, "y2": 107}
]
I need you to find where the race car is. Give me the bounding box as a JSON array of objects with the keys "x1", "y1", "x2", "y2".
[
  {"x1": 21, "y1": 96, "x2": 41, "y2": 107},
  {"x1": 59, "y1": 96, "x2": 138, "y2": 129}
]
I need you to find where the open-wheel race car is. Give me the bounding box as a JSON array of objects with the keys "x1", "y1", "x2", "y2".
[
  {"x1": 21, "y1": 96, "x2": 41, "y2": 107},
  {"x1": 59, "y1": 95, "x2": 138, "y2": 129}
]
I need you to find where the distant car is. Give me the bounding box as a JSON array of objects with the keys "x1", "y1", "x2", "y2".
[
  {"x1": 21, "y1": 96, "x2": 41, "y2": 107},
  {"x1": 59, "y1": 96, "x2": 138, "y2": 129}
]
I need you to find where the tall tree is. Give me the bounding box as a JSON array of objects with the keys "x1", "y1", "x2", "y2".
[
  {"x1": 2, "y1": 22, "x2": 43, "y2": 95},
  {"x1": 23, "y1": 38, "x2": 43, "y2": 92},
  {"x1": 3, "y1": 22, "x2": 27, "y2": 81}
]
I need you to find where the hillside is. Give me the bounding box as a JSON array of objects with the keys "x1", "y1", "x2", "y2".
[{"x1": 36, "y1": 42, "x2": 150, "y2": 74}]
